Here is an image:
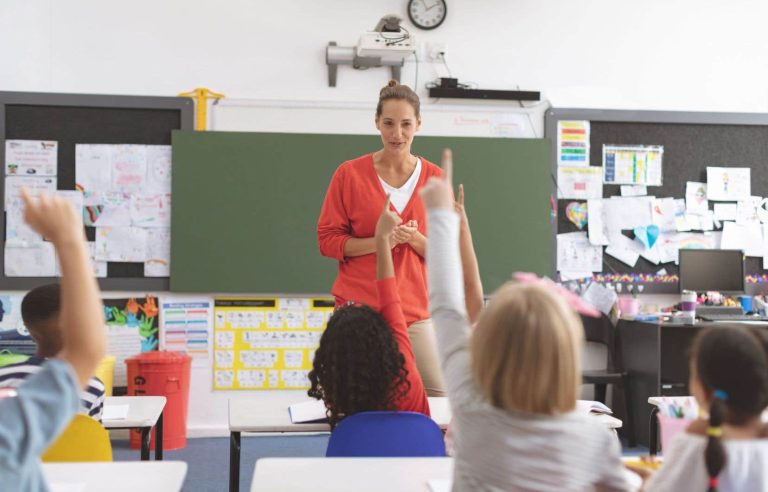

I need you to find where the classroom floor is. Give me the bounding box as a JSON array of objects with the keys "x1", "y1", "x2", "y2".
[{"x1": 113, "y1": 436, "x2": 646, "y2": 492}]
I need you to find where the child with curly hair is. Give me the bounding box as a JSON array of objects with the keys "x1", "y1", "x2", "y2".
[{"x1": 308, "y1": 195, "x2": 430, "y2": 428}]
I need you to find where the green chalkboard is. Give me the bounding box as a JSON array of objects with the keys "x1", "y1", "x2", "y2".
[{"x1": 171, "y1": 131, "x2": 552, "y2": 294}]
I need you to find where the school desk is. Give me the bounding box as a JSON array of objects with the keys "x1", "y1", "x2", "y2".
[
  {"x1": 228, "y1": 395, "x2": 622, "y2": 492},
  {"x1": 43, "y1": 461, "x2": 187, "y2": 492},
  {"x1": 619, "y1": 319, "x2": 768, "y2": 448},
  {"x1": 250, "y1": 457, "x2": 452, "y2": 492},
  {"x1": 103, "y1": 396, "x2": 166, "y2": 460}
]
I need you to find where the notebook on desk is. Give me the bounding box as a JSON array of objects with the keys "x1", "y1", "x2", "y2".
[{"x1": 288, "y1": 399, "x2": 328, "y2": 424}]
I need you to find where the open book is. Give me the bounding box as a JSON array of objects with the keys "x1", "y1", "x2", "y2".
[
  {"x1": 288, "y1": 399, "x2": 328, "y2": 424},
  {"x1": 576, "y1": 400, "x2": 612, "y2": 415}
]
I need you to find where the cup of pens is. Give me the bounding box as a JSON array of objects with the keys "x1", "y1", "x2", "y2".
[{"x1": 657, "y1": 397, "x2": 697, "y2": 454}]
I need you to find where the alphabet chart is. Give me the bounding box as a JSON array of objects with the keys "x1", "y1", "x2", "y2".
[{"x1": 212, "y1": 297, "x2": 334, "y2": 390}]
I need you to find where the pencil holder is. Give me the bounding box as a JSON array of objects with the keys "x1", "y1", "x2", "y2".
[
  {"x1": 658, "y1": 414, "x2": 693, "y2": 454},
  {"x1": 618, "y1": 296, "x2": 639, "y2": 317}
]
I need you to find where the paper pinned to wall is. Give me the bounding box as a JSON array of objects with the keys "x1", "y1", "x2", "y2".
[
  {"x1": 721, "y1": 221, "x2": 763, "y2": 257},
  {"x1": 685, "y1": 182, "x2": 708, "y2": 215},
  {"x1": 5, "y1": 140, "x2": 57, "y2": 176},
  {"x1": 110, "y1": 145, "x2": 148, "y2": 192},
  {"x1": 605, "y1": 234, "x2": 642, "y2": 267},
  {"x1": 713, "y1": 203, "x2": 737, "y2": 221},
  {"x1": 144, "y1": 228, "x2": 171, "y2": 277},
  {"x1": 83, "y1": 191, "x2": 131, "y2": 227},
  {"x1": 603, "y1": 144, "x2": 663, "y2": 186},
  {"x1": 736, "y1": 196, "x2": 762, "y2": 225},
  {"x1": 4, "y1": 242, "x2": 56, "y2": 277},
  {"x1": 557, "y1": 231, "x2": 603, "y2": 272},
  {"x1": 557, "y1": 120, "x2": 590, "y2": 166},
  {"x1": 557, "y1": 166, "x2": 602, "y2": 199},
  {"x1": 145, "y1": 145, "x2": 172, "y2": 194},
  {"x1": 4, "y1": 176, "x2": 56, "y2": 210},
  {"x1": 603, "y1": 196, "x2": 654, "y2": 233},
  {"x1": 707, "y1": 167, "x2": 750, "y2": 201},
  {"x1": 651, "y1": 197, "x2": 681, "y2": 232},
  {"x1": 587, "y1": 199, "x2": 610, "y2": 245},
  {"x1": 620, "y1": 185, "x2": 647, "y2": 196},
  {"x1": 130, "y1": 194, "x2": 171, "y2": 228},
  {"x1": 94, "y1": 226, "x2": 148, "y2": 262}
]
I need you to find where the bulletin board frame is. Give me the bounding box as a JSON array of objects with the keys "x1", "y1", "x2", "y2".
[
  {"x1": 546, "y1": 108, "x2": 768, "y2": 293},
  {"x1": 0, "y1": 91, "x2": 193, "y2": 291}
]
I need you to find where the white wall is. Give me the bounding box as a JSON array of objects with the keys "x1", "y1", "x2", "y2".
[
  {"x1": 0, "y1": 0, "x2": 761, "y2": 435},
  {"x1": 2, "y1": 0, "x2": 767, "y2": 112}
]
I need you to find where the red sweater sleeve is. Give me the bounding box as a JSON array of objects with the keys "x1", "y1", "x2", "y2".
[
  {"x1": 376, "y1": 277, "x2": 411, "y2": 352},
  {"x1": 317, "y1": 166, "x2": 351, "y2": 261}
]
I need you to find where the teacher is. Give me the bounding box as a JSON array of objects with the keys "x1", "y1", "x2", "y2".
[{"x1": 317, "y1": 80, "x2": 445, "y2": 396}]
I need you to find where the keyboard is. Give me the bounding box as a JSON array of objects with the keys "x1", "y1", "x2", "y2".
[{"x1": 699, "y1": 314, "x2": 768, "y2": 322}]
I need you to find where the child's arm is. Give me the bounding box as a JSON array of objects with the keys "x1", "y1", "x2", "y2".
[
  {"x1": 422, "y1": 150, "x2": 477, "y2": 403},
  {"x1": 374, "y1": 195, "x2": 409, "y2": 337},
  {"x1": 455, "y1": 184, "x2": 484, "y2": 324},
  {"x1": 22, "y1": 190, "x2": 105, "y2": 388}
]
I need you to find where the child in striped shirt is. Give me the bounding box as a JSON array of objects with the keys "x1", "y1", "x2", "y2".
[{"x1": 0, "y1": 283, "x2": 105, "y2": 421}]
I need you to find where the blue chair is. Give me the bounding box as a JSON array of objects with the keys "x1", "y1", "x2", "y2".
[{"x1": 326, "y1": 411, "x2": 446, "y2": 457}]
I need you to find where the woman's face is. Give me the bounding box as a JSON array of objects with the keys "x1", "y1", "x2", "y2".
[{"x1": 375, "y1": 99, "x2": 421, "y2": 156}]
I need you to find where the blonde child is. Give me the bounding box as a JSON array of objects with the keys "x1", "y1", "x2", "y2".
[{"x1": 422, "y1": 150, "x2": 629, "y2": 491}]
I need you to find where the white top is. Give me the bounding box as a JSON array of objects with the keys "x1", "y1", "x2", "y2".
[
  {"x1": 378, "y1": 158, "x2": 421, "y2": 213},
  {"x1": 645, "y1": 432, "x2": 768, "y2": 492},
  {"x1": 102, "y1": 396, "x2": 166, "y2": 428},
  {"x1": 43, "y1": 461, "x2": 187, "y2": 492},
  {"x1": 250, "y1": 457, "x2": 452, "y2": 492},
  {"x1": 426, "y1": 209, "x2": 629, "y2": 492}
]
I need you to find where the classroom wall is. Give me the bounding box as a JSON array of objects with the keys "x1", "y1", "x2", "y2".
[
  {"x1": 1, "y1": 0, "x2": 767, "y2": 112},
  {"x1": 0, "y1": 0, "x2": 749, "y2": 435}
]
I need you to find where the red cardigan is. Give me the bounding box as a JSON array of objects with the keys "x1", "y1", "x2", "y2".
[
  {"x1": 377, "y1": 277, "x2": 430, "y2": 415},
  {"x1": 317, "y1": 153, "x2": 442, "y2": 325}
]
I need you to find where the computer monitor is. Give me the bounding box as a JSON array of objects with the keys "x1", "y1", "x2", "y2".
[{"x1": 678, "y1": 249, "x2": 745, "y2": 293}]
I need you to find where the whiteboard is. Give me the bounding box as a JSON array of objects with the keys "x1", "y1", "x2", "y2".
[{"x1": 209, "y1": 98, "x2": 549, "y2": 138}]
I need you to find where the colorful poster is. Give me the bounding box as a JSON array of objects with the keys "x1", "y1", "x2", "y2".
[
  {"x1": 557, "y1": 121, "x2": 590, "y2": 166},
  {"x1": 5, "y1": 140, "x2": 57, "y2": 176},
  {"x1": 213, "y1": 297, "x2": 334, "y2": 390},
  {"x1": 160, "y1": 298, "x2": 212, "y2": 368},
  {"x1": 603, "y1": 144, "x2": 663, "y2": 186},
  {"x1": 103, "y1": 296, "x2": 159, "y2": 387}
]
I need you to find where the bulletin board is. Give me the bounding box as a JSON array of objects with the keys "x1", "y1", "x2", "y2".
[
  {"x1": 0, "y1": 91, "x2": 193, "y2": 291},
  {"x1": 546, "y1": 108, "x2": 768, "y2": 292}
]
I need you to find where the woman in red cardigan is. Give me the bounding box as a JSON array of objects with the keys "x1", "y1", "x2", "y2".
[{"x1": 317, "y1": 80, "x2": 445, "y2": 396}]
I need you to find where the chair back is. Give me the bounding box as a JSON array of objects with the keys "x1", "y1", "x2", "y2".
[
  {"x1": 326, "y1": 411, "x2": 446, "y2": 457},
  {"x1": 42, "y1": 414, "x2": 113, "y2": 462},
  {"x1": 581, "y1": 313, "x2": 621, "y2": 371}
]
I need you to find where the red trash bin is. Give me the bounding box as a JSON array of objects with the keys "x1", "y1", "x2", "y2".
[{"x1": 126, "y1": 351, "x2": 192, "y2": 451}]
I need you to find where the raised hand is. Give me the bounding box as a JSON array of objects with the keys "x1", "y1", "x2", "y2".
[
  {"x1": 21, "y1": 188, "x2": 83, "y2": 245},
  {"x1": 375, "y1": 194, "x2": 402, "y2": 241},
  {"x1": 420, "y1": 148, "x2": 454, "y2": 210}
]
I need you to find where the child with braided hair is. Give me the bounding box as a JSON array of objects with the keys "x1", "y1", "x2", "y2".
[{"x1": 644, "y1": 325, "x2": 768, "y2": 491}]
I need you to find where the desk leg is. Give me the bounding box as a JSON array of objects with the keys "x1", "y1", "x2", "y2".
[
  {"x1": 140, "y1": 427, "x2": 150, "y2": 461},
  {"x1": 155, "y1": 411, "x2": 164, "y2": 461},
  {"x1": 230, "y1": 431, "x2": 241, "y2": 492},
  {"x1": 649, "y1": 407, "x2": 659, "y2": 456}
]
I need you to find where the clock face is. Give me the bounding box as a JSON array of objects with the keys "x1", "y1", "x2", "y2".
[{"x1": 408, "y1": 0, "x2": 447, "y2": 30}]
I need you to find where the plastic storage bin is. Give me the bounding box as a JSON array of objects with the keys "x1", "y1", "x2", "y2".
[{"x1": 126, "y1": 351, "x2": 191, "y2": 451}]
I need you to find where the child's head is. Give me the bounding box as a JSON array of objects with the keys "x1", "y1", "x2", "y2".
[
  {"x1": 21, "y1": 283, "x2": 62, "y2": 358},
  {"x1": 308, "y1": 304, "x2": 411, "y2": 428},
  {"x1": 690, "y1": 325, "x2": 768, "y2": 490},
  {"x1": 470, "y1": 281, "x2": 583, "y2": 415}
]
